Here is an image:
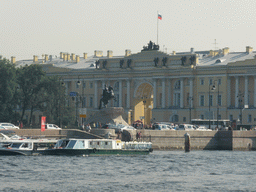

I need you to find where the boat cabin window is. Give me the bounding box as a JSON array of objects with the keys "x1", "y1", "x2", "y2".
[
  {"x1": 22, "y1": 143, "x2": 28, "y2": 148},
  {"x1": 105, "y1": 142, "x2": 108, "y2": 145},
  {"x1": 97, "y1": 142, "x2": 99, "y2": 145},
  {"x1": 59, "y1": 140, "x2": 69, "y2": 148},
  {"x1": 66, "y1": 140, "x2": 76, "y2": 149},
  {"x1": 90, "y1": 141, "x2": 92, "y2": 145},
  {"x1": 11, "y1": 143, "x2": 23, "y2": 148}
]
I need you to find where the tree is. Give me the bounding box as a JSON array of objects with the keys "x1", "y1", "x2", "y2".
[
  {"x1": 16, "y1": 64, "x2": 46, "y2": 123},
  {"x1": 0, "y1": 58, "x2": 18, "y2": 122},
  {"x1": 41, "y1": 76, "x2": 75, "y2": 127}
]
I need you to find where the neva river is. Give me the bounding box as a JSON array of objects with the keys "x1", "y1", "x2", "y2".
[{"x1": 0, "y1": 151, "x2": 255, "y2": 192}]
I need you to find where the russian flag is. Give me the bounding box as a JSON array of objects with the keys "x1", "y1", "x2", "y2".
[{"x1": 158, "y1": 13, "x2": 162, "y2": 20}]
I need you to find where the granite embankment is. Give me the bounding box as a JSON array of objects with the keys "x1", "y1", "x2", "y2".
[{"x1": 12, "y1": 129, "x2": 256, "y2": 150}]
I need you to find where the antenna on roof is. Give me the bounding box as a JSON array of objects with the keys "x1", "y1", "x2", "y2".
[{"x1": 213, "y1": 39, "x2": 218, "y2": 50}]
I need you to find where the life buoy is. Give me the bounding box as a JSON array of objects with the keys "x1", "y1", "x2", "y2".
[
  {"x1": 93, "y1": 148, "x2": 96, "y2": 153},
  {"x1": 149, "y1": 148, "x2": 153, "y2": 152}
]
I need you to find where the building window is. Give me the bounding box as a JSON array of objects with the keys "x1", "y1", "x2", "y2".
[
  {"x1": 83, "y1": 82, "x2": 86, "y2": 88},
  {"x1": 82, "y1": 97, "x2": 86, "y2": 108},
  {"x1": 230, "y1": 115, "x2": 233, "y2": 121},
  {"x1": 114, "y1": 82, "x2": 119, "y2": 91},
  {"x1": 209, "y1": 79, "x2": 213, "y2": 85},
  {"x1": 174, "y1": 80, "x2": 180, "y2": 90},
  {"x1": 90, "y1": 82, "x2": 93, "y2": 88},
  {"x1": 248, "y1": 114, "x2": 252, "y2": 123},
  {"x1": 159, "y1": 93, "x2": 162, "y2": 106},
  {"x1": 174, "y1": 93, "x2": 180, "y2": 107},
  {"x1": 114, "y1": 94, "x2": 119, "y2": 107},
  {"x1": 217, "y1": 95, "x2": 222, "y2": 106},
  {"x1": 89, "y1": 97, "x2": 93, "y2": 107},
  {"x1": 183, "y1": 117, "x2": 186, "y2": 122},
  {"x1": 200, "y1": 78, "x2": 204, "y2": 85},
  {"x1": 76, "y1": 83, "x2": 79, "y2": 89},
  {"x1": 218, "y1": 114, "x2": 221, "y2": 119},
  {"x1": 172, "y1": 115, "x2": 179, "y2": 122},
  {"x1": 218, "y1": 78, "x2": 222, "y2": 85},
  {"x1": 200, "y1": 95, "x2": 205, "y2": 106},
  {"x1": 209, "y1": 95, "x2": 213, "y2": 106},
  {"x1": 125, "y1": 94, "x2": 127, "y2": 107},
  {"x1": 200, "y1": 115, "x2": 204, "y2": 119}
]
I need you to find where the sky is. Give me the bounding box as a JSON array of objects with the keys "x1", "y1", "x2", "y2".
[{"x1": 1, "y1": 0, "x2": 256, "y2": 61}]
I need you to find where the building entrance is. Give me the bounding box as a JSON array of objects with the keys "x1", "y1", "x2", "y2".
[{"x1": 133, "y1": 83, "x2": 153, "y2": 127}]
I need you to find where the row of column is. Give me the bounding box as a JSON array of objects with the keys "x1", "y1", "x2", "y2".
[
  {"x1": 94, "y1": 78, "x2": 194, "y2": 109},
  {"x1": 228, "y1": 76, "x2": 256, "y2": 108},
  {"x1": 153, "y1": 78, "x2": 194, "y2": 109}
]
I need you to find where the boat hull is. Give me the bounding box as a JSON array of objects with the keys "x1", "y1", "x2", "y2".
[
  {"x1": 0, "y1": 149, "x2": 34, "y2": 156},
  {"x1": 43, "y1": 148, "x2": 152, "y2": 156}
]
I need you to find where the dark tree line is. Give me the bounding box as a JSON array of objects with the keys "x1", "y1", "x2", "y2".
[{"x1": 0, "y1": 58, "x2": 74, "y2": 127}]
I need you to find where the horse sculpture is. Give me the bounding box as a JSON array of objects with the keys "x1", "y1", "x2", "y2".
[{"x1": 99, "y1": 85, "x2": 115, "y2": 109}]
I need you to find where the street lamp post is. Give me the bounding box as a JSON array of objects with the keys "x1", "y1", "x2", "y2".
[
  {"x1": 142, "y1": 96, "x2": 147, "y2": 127},
  {"x1": 76, "y1": 79, "x2": 81, "y2": 126},
  {"x1": 58, "y1": 78, "x2": 65, "y2": 128},
  {"x1": 216, "y1": 81, "x2": 220, "y2": 129},
  {"x1": 209, "y1": 82, "x2": 216, "y2": 129}
]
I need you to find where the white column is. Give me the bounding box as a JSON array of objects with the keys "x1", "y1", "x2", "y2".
[
  {"x1": 227, "y1": 77, "x2": 231, "y2": 107},
  {"x1": 254, "y1": 77, "x2": 256, "y2": 107},
  {"x1": 168, "y1": 79, "x2": 172, "y2": 107},
  {"x1": 119, "y1": 80, "x2": 122, "y2": 107},
  {"x1": 127, "y1": 80, "x2": 130, "y2": 108},
  {"x1": 245, "y1": 76, "x2": 248, "y2": 107},
  {"x1": 153, "y1": 79, "x2": 157, "y2": 108},
  {"x1": 235, "y1": 76, "x2": 239, "y2": 108},
  {"x1": 94, "y1": 80, "x2": 98, "y2": 108},
  {"x1": 189, "y1": 78, "x2": 193, "y2": 108},
  {"x1": 180, "y1": 78, "x2": 184, "y2": 108},
  {"x1": 162, "y1": 79, "x2": 165, "y2": 108}
]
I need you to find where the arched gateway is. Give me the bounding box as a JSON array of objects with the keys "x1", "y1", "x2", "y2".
[{"x1": 133, "y1": 82, "x2": 153, "y2": 127}]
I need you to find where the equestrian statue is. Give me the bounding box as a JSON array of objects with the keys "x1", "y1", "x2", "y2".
[{"x1": 99, "y1": 85, "x2": 116, "y2": 109}]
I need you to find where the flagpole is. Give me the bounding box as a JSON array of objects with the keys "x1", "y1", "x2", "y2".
[{"x1": 157, "y1": 11, "x2": 159, "y2": 45}]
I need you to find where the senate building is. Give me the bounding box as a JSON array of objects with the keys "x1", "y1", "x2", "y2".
[{"x1": 14, "y1": 41, "x2": 256, "y2": 129}]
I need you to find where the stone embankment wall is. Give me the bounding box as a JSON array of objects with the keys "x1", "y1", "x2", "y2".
[
  {"x1": 138, "y1": 130, "x2": 256, "y2": 151},
  {"x1": 13, "y1": 129, "x2": 256, "y2": 150}
]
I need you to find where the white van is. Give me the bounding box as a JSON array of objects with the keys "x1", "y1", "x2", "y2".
[
  {"x1": 46, "y1": 124, "x2": 61, "y2": 130},
  {"x1": 178, "y1": 124, "x2": 195, "y2": 130}
]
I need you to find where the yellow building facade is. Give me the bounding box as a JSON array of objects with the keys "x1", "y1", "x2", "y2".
[{"x1": 16, "y1": 43, "x2": 256, "y2": 128}]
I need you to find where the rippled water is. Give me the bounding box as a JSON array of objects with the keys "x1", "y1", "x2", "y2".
[{"x1": 0, "y1": 150, "x2": 256, "y2": 192}]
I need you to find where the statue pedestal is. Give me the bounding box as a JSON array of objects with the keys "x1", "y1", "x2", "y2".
[{"x1": 86, "y1": 107, "x2": 128, "y2": 126}]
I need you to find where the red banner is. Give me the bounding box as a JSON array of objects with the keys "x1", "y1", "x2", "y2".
[{"x1": 41, "y1": 116, "x2": 46, "y2": 132}]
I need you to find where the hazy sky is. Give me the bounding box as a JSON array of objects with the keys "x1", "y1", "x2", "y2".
[{"x1": 1, "y1": 0, "x2": 256, "y2": 60}]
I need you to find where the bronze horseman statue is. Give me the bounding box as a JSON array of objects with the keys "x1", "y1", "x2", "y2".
[{"x1": 99, "y1": 85, "x2": 116, "y2": 109}]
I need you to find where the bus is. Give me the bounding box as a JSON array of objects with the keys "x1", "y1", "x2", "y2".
[{"x1": 191, "y1": 119, "x2": 230, "y2": 130}]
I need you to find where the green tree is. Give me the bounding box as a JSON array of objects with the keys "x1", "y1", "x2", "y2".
[
  {"x1": 17, "y1": 64, "x2": 45, "y2": 123},
  {"x1": 42, "y1": 76, "x2": 75, "y2": 127},
  {"x1": 0, "y1": 58, "x2": 18, "y2": 122}
]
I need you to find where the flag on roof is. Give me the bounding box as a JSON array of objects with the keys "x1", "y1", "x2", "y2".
[{"x1": 158, "y1": 13, "x2": 162, "y2": 20}]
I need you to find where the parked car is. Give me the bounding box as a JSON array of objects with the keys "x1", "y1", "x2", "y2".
[
  {"x1": 195, "y1": 125, "x2": 212, "y2": 131},
  {"x1": 0, "y1": 123, "x2": 20, "y2": 129},
  {"x1": 46, "y1": 124, "x2": 61, "y2": 130},
  {"x1": 178, "y1": 124, "x2": 195, "y2": 130},
  {"x1": 154, "y1": 124, "x2": 171, "y2": 130},
  {"x1": 102, "y1": 123, "x2": 136, "y2": 133},
  {"x1": 0, "y1": 126, "x2": 6, "y2": 129}
]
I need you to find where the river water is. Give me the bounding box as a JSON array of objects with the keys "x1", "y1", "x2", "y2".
[{"x1": 0, "y1": 150, "x2": 255, "y2": 192}]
